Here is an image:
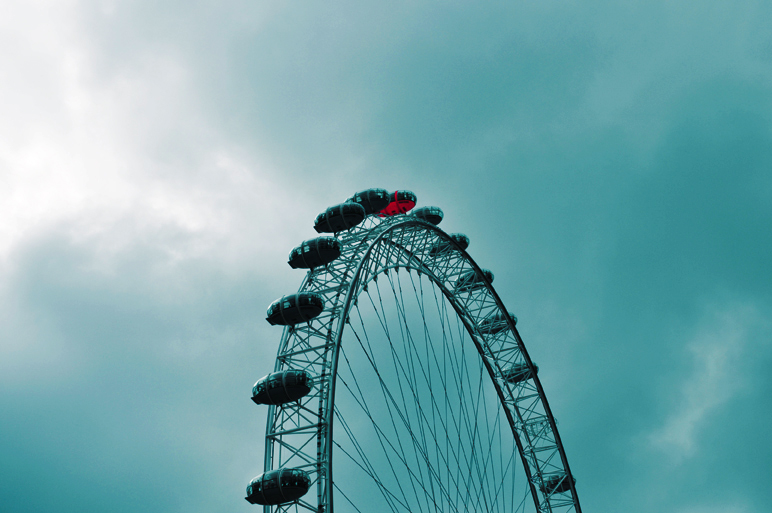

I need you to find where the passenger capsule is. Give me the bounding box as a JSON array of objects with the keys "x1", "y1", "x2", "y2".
[
  {"x1": 252, "y1": 369, "x2": 313, "y2": 405},
  {"x1": 347, "y1": 188, "x2": 390, "y2": 215},
  {"x1": 246, "y1": 468, "x2": 311, "y2": 505},
  {"x1": 540, "y1": 473, "x2": 576, "y2": 495},
  {"x1": 266, "y1": 293, "x2": 324, "y2": 326},
  {"x1": 411, "y1": 206, "x2": 444, "y2": 225},
  {"x1": 478, "y1": 311, "x2": 517, "y2": 335},
  {"x1": 501, "y1": 363, "x2": 538, "y2": 384},
  {"x1": 314, "y1": 202, "x2": 366, "y2": 233},
  {"x1": 288, "y1": 237, "x2": 341, "y2": 269},
  {"x1": 455, "y1": 269, "x2": 494, "y2": 292},
  {"x1": 378, "y1": 190, "x2": 417, "y2": 217},
  {"x1": 428, "y1": 233, "x2": 470, "y2": 256}
]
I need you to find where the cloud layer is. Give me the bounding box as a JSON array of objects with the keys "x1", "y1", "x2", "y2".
[{"x1": 1, "y1": 1, "x2": 771, "y2": 512}]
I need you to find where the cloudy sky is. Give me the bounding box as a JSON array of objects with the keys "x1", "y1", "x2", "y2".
[{"x1": 2, "y1": 1, "x2": 771, "y2": 512}]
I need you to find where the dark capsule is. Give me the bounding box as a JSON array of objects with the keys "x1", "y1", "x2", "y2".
[
  {"x1": 501, "y1": 363, "x2": 538, "y2": 385},
  {"x1": 540, "y1": 473, "x2": 576, "y2": 495},
  {"x1": 246, "y1": 468, "x2": 311, "y2": 505},
  {"x1": 252, "y1": 369, "x2": 312, "y2": 405},
  {"x1": 411, "y1": 206, "x2": 444, "y2": 225},
  {"x1": 478, "y1": 311, "x2": 517, "y2": 335},
  {"x1": 378, "y1": 190, "x2": 417, "y2": 217},
  {"x1": 266, "y1": 293, "x2": 324, "y2": 326},
  {"x1": 428, "y1": 233, "x2": 470, "y2": 256},
  {"x1": 454, "y1": 269, "x2": 494, "y2": 292},
  {"x1": 288, "y1": 237, "x2": 341, "y2": 269},
  {"x1": 346, "y1": 188, "x2": 390, "y2": 215},
  {"x1": 450, "y1": 233, "x2": 470, "y2": 251},
  {"x1": 314, "y1": 202, "x2": 366, "y2": 233}
]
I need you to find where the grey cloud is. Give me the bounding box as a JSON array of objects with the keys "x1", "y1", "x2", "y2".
[
  {"x1": 2, "y1": 1, "x2": 772, "y2": 512},
  {"x1": 0, "y1": 223, "x2": 277, "y2": 513}
]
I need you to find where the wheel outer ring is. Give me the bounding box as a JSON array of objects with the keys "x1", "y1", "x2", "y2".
[{"x1": 263, "y1": 218, "x2": 581, "y2": 513}]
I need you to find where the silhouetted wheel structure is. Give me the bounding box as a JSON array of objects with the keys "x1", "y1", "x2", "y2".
[{"x1": 247, "y1": 189, "x2": 581, "y2": 513}]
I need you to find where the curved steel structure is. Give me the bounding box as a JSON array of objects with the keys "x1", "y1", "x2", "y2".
[{"x1": 258, "y1": 210, "x2": 580, "y2": 513}]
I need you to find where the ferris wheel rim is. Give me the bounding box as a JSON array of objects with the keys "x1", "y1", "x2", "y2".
[
  {"x1": 260, "y1": 216, "x2": 581, "y2": 513},
  {"x1": 327, "y1": 219, "x2": 578, "y2": 513}
]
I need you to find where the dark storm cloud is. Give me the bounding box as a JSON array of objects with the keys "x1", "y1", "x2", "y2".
[{"x1": 2, "y1": 1, "x2": 771, "y2": 512}]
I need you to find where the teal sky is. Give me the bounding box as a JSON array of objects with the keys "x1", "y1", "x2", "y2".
[{"x1": 1, "y1": 1, "x2": 771, "y2": 512}]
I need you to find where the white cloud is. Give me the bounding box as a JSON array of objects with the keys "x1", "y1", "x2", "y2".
[
  {"x1": 649, "y1": 302, "x2": 765, "y2": 459},
  {"x1": 0, "y1": 1, "x2": 319, "y2": 386},
  {"x1": 0, "y1": 1, "x2": 317, "y2": 268}
]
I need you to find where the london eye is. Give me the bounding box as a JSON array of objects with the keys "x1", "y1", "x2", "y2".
[{"x1": 246, "y1": 188, "x2": 581, "y2": 513}]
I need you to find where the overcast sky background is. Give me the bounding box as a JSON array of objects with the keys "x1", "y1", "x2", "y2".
[{"x1": 1, "y1": 1, "x2": 771, "y2": 512}]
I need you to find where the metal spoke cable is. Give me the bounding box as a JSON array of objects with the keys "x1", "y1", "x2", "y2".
[
  {"x1": 351, "y1": 295, "x2": 428, "y2": 511},
  {"x1": 385, "y1": 272, "x2": 433, "y2": 512},
  {"x1": 370, "y1": 281, "x2": 428, "y2": 512},
  {"x1": 426, "y1": 274, "x2": 486, "y2": 510},
  {"x1": 376, "y1": 276, "x2": 432, "y2": 491},
  {"x1": 332, "y1": 410, "x2": 405, "y2": 513},
  {"x1": 340, "y1": 314, "x2": 418, "y2": 512},
  {"x1": 411, "y1": 271, "x2": 447, "y2": 508},
  {"x1": 435, "y1": 288, "x2": 467, "y2": 509},
  {"x1": 366, "y1": 277, "x2": 478, "y2": 508},
  {"x1": 333, "y1": 378, "x2": 406, "y2": 513},
  {"x1": 405, "y1": 269, "x2": 482, "y2": 510},
  {"x1": 471, "y1": 356, "x2": 495, "y2": 512},
  {"x1": 333, "y1": 482, "x2": 368, "y2": 513},
  {"x1": 389, "y1": 270, "x2": 438, "y2": 512},
  {"x1": 442, "y1": 292, "x2": 478, "y2": 509},
  {"x1": 346, "y1": 301, "x2": 459, "y2": 513},
  {"x1": 461, "y1": 355, "x2": 487, "y2": 512},
  {"x1": 470, "y1": 400, "x2": 504, "y2": 512},
  {"x1": 429, "y1": 281, "x2": 455, "y2": 507}
]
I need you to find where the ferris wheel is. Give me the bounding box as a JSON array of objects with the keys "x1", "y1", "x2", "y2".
[{"x1": 246, "y1": 189, "x2": 581, "y2": 513}]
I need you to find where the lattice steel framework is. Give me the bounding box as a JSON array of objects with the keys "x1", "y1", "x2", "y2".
[{"x1": 261, "y1": 215, "x2": 581, "y2": 513}]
